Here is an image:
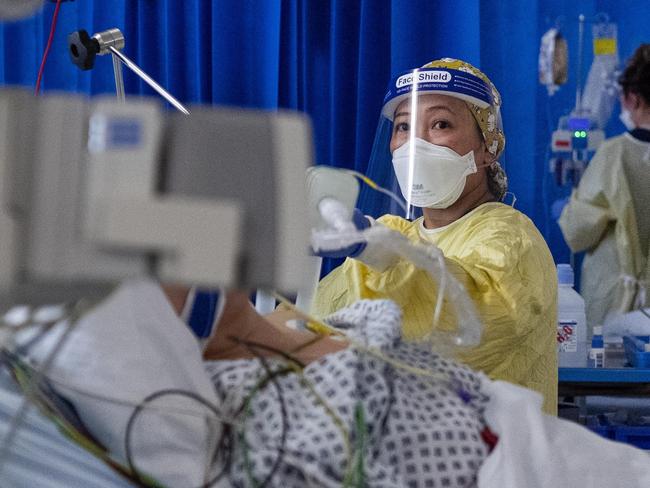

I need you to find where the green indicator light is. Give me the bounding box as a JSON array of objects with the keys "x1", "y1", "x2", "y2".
[
  {"x1": 581, "y1": 131, "x2": 587, "y2": 137},
  {"x1": 574, "y1": 131, "x2": 580, "y2": 137}
]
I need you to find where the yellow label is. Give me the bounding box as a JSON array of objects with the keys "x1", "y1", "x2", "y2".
[{"x1": 594, "y1": 38, "x2": 617, "y2": 55}]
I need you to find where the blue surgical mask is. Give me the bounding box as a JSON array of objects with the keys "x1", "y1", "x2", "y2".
[{"x1": 619, "y1": 109, "x2": 636, "y2": 131}]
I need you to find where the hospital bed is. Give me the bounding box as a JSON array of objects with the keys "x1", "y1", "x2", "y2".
[
  {"x1": 0, "y1": 87, "x2": 482, "y2": 487},
  {"x1": 0, "y1": 368, "x2": 133, "y2": 488},
  {"x1": 0, "y1": 88, "x2": 314, "y2": 486},
  {"x1": 1, "y1": 89, "x2": 650, "y2": 488}
]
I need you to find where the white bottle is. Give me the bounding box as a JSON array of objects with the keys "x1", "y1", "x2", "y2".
[{"x1": 556, "y1": 264, "x2": 588, "y2": 367}]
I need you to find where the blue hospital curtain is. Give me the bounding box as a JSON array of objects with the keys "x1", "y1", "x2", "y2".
[
  {"x1": 2, "y1": 0, "x2": 649, "y2": 270},
  {"x1": 0, "y1": 0, "x2": 480, "y2": 174}
]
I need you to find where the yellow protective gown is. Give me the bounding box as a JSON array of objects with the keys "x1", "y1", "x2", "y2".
[
  {"x1": 313, "y1": 202, "x2": 558, "y2": 414},
  {"x1": 559, "y1": 133, "x2": 650, "y2": 327}
]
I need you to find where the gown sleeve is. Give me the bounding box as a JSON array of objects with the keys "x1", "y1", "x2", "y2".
[{"x1": 559, "y1": 148, "x2": 614, "y2": 253}]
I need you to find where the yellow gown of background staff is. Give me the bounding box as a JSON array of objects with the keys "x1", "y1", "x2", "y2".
[
  {"x1": 312, "y1": 202, "x2": 558, "y2": 415},
  {"x1": 559, "y1": 133, "x2": 650, "y2": 328}
]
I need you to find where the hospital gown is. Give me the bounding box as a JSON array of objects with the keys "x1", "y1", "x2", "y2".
[
  {"x1": 560, "y1": 130, "x2": 650, "y2": 327},
  {"x1": 312, "y1": 202, "x2": 558, "y2": 414},
  {"x1": 205, "y1": 299, "x2": 491, "y2": 487},
  {"x1": 3, "y1": 286, "x2": 650, "y2": 488}
]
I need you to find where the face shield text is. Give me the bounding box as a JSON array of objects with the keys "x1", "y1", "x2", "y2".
[{"x1": 395, "y1": 71, "x2": 452, "y2": 88}]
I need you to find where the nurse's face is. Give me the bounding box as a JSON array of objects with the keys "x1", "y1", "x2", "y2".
[
  {"x1": 390, "y1": 93, "x2": 485, "y2": 158},
  {"x1": 389, "y1": 94, "x2": 494, "y2": 198}
]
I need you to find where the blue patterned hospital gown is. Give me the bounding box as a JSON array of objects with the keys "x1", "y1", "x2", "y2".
[{"x1": 204, "y1": 300, "x2": 491, "y2": 487}]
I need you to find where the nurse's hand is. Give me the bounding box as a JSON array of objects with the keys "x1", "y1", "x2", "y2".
[{"x1": 312, "y1": 208, "x2": 371, "y2": 258}]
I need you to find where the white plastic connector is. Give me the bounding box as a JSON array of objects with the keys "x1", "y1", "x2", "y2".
[{"x1": 318, "y1": 197, "x2": 356, "y2": 232}]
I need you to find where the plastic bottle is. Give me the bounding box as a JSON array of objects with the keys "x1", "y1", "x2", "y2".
[
  {"x1": 589, "y1": 325, "x2": 605, "y2": 368},
  {"x1": 556, "y1": 264, "x2": 588, "y2": 367}
]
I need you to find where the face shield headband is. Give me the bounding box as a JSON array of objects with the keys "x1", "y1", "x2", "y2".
[
  {"x1": 357, "y1": 67, "x2": 505, "y2": 220},
  {"x1": 381, "y1": 68, "x2": 494, "y2": 122}
]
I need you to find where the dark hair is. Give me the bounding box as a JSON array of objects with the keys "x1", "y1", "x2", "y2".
[{"x1": 618, "y1": 44, "x2": 650, "y2": 105}]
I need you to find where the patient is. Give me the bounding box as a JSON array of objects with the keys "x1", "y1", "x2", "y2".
[
  {"x1": 4, "y1": 282, "x2": 650, "y2": 488},
  {"x1": 159, "y1": 286, "x2": 650, "y2": 488},
  {"x1": 162, "y1": 285, "x2": 347, "y2": 363},
  {"x1": 163, "y1": 285, "x2": 492, "y2": 487}
]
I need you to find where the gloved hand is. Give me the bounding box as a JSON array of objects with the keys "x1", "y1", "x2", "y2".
[{"x1": 312, "y1": 208, "x2": 371, "y2": 258}]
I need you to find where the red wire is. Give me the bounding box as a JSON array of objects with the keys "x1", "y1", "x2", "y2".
[{"x1": 35, "y1": 0, "x2": 64, "y2": 95}]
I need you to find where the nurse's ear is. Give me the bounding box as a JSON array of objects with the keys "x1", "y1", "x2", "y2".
[
  {"x1": 479, "y1": 139, "x2": 497, "y2": 168},
  {"x1": 472, "y1": 122, "x2": 496, "y2": 167}
]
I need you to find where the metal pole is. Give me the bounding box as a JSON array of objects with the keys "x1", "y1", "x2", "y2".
[
  {"x1": 111, "y1": 52, "x2": 125, "y2": 103},
  {"x1": 575, "y1": 14, "x2": 585, "y2": 113},
  {"x1": 108, "y1": 46, "x2": 190, "y2": 115}
]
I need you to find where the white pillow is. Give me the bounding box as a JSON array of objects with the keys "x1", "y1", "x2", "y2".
[{"x1": 22, "y1": 280, "x2": 223, "y2": 487}]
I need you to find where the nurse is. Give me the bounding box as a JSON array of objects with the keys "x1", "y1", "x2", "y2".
[
  {"x1": 312, "y1": 58, "x2": 558, "y2": 414},
  {"x1": 559, "y1": 44, "x2": 650, "y2": 328}
]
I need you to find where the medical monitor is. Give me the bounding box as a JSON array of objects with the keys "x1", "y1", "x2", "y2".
[{"x1": 0, "y1": 89, "x2": 313, "y2": 305}]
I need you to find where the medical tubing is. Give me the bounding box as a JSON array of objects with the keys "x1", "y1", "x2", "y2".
[
  {"x1": 233, "y1": 338, "x2": 376, "y2": 488},
  {"x1": 228, "y1": 337, "x2": 351, "y2": 486},
  {"x1": 311, "y1": 226, "x2": 365, "y2": 254},
  {"x1": 272, "y1": 292, "x2": 344, "y2": 337},
  {"x1": 1, "y1": 315, "x2": 241, "y2": 421},
  {"x1": 22, "y1": 347, "x2": 309, "y2": 487},
  {"x1": 640, "y1": 308, "x2": 650, "y2": 322},
  {"x1": 311, "y1": 225, "x2": 482, "y2": 348},
  {"x1": 365, "y1": 226, "x2": 481, "y2": 347},
  {"x1": 124, "y1": 389, "x2": 230, "y2": 488},
  {"x1": 1, "y1": 316, "x2": 246, "y2": 487},
  {"x1": 231, "y1": 336, "x2": 353, "y2": 464},
  {"x1": 432, "y1": 255, "x2": 446, "y2": 330},
  {"x1": 271, "y1": 292, "x2": 453, "y2": 383},
  {"x1": 2, "y1": 305, "x2": 398, "y2": 486},
  {"x1": 0, "y1": 302, "x2": 82, "y2": 479},
  {"x1": 1, "y1": 307, "x2": 68, "y2": 358},
  {"x1": 343, "y1": 169, "x2": 409, "y2": 215},
  {"x1": 344, "y1": 402, "x2": 367, "y2": 487},
  {"x1": 238, "y1": 353, "x2": 291, "y2": 488},
  {"x1": 2, "y1": 356, "x2": 242, "y2": 423}
]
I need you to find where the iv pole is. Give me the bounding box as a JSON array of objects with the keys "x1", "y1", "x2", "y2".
[{"x1": 68, "y1": 28, "x2": 190, "y2": 115}]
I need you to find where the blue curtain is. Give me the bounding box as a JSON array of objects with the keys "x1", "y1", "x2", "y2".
[{"x1": 1, "y1": 0, "x2": 649, "y2": 275}]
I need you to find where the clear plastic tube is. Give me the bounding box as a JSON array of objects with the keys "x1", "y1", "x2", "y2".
[
  {"x1": 343, "y1": 169, "x2": 408, "y2": 215},
  {"x1": 311, "y1": 222, "x2": 482, "y2": 350}
]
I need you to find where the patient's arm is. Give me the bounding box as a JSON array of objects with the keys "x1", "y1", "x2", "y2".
[
  {"x1": 206, "y1": 291, "x2": 348, "y2": 363},
  {"x1": 162, "y1": 285, "x2": 347, "y2": 364}
]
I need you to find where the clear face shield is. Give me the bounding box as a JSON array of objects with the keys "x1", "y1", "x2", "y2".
[{"x1": 358, "y1": 67, "x2": 498, "y2": 220}]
